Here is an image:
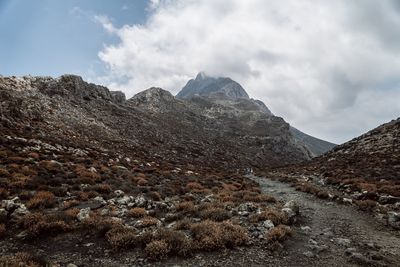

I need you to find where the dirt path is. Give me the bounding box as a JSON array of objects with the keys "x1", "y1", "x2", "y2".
[{"x1": 248, "y1": 175, "x2": 400, "y2": 267}]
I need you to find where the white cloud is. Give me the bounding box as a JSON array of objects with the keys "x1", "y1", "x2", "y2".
[
  {"x1": 96, "y1": 0, "x2": 400, "y2": 143},
  {"x1": 93, "y1": 15, "x2": 117, "y2": 34}
]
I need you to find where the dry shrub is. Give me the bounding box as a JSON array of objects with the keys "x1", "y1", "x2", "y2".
[
  {"x1": 106, "y1": 226, "x2": 137, "y2": 251},
  {"x1": 174, "y1": 218, "x2": 192, "y2": 230},
  {"x1": 82, "y1": 216, "x2": 122, "y2": 235},
  {"x1": 0, "y1": 168, "x2": 10, "y2": 177},
  {"x1": 175, "y1": 201, "x2": 196, "y2": 213},
  {"x1": 378, "y1": 185, "x2": 400, "y2": 197},
  {"x1": 186, "y1": 182, "x2": 203, "y2": 191},
  {"x1": 19, "y1": 213, "x2": 71, "y2": 238},
  {"x1": 75, "y1": 164, "x2": 101, "y2": 184},
  {"x1": 154, "y1": 228, "x2": 193, "y2": 257},
  {"x1": 127, "y1": 207, "x2": 147, "y2": 218},
  {"x1": 0, "y1": 187, "x2": 9, "y2": 200},
  {"x1": 266, "y1": 225, "x2": 292, "y2": 242},
  {"x1": 356, "y1": 200, "x2": 377, "y2": 212},
  {"x1": 148, "y1": 191, "x2": 162, "y2": 201},
  {"x1": 20, "y1": 166, "x2": 38, "y2": 176},
  {"x1": 358, "y1": 183, "x2": 378, "y2": 193},
  {"x1": 39, "y1": 160, "x2": 61, "y2": 172},
  {"x1": 26, "y1": 191, "x2": 56, "y2": 209},
  {"x1": 138, "y1": 216, "x2": 159, "y2": 228},
  {"x1": 200, "y1": 207, "x2": 231, "y2": 222},
  {"x1": 0, "y1": 224, "x2": 5, "y2": 239},
  {"x1": 145, "y1": 240, "x2": 170, "y2": 260},
  {"x1": 95, "y1": 184, "x2": 112, "y2": 194},
  {"x1": 136, "y1": 178, "x2": 148, "y2": 186},
  {"x1": 316, "y1": 190, "x2": 330, "y2": 199},
  {"x1": 248, "y1": 209, "x2": 287, "y2": 225},
  {"x1": 191, "y1": 220, "x2": 248, "y2": 251},
  {"x1": 0, "y1": 252, "x2": 44, "y2": 267},
  {"x1": 64, "y1": 208, "x2": 80, "y2": 219},
  {"x1": 63, "y1": 199, "x2": 80, "y2": 209}
]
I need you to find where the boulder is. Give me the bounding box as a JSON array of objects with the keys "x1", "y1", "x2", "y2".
[
  {"x1": 77, "y1": 207, "x2": 91, "y2": 221},
  {"x1": 387, "y1": 212, "x2": 400, "y2": 229}
]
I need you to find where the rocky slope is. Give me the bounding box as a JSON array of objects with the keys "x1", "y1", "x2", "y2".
[
  {"x1": 0, "y1": 75, "x2": 297, "y2": 265},
  {"x1": 177, "y1": 73, "x2": 335, "y2": 156},
  {"x1": 270, "y1": 118, "x2": 400, "y2": 230}
]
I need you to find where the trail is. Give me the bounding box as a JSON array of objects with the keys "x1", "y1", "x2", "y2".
[{"x1": 248, "y1": 175, "x2": 400, "y2": 267}]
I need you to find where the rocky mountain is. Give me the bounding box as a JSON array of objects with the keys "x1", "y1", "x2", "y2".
[
  {"x1": 304, "y1": 118, "x2": 400, "y2": 182},
  {"x1": 0, "y1": 74, "x2": 311, "y2": 173},
  {"x1": 280, "y1": 118, "x2": 400, "y2": 199},
  {"x1": 289, "y1": 127, "x2": 336, "y2": 157},
  {"x1": 177, "y1": 72, "x2": 335, "y2": 156}
]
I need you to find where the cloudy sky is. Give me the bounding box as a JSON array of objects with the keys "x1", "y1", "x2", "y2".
[{"x1": 1, "y1": 0, "x2": 400, "y2": 144}]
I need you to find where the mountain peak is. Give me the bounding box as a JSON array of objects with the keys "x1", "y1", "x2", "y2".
[
  {"x1": 195, "y1": 71, "x2": 208, "y2": 81},
  {"x1": 177, "y1": 73, "x2": 249, "y2": 100}
]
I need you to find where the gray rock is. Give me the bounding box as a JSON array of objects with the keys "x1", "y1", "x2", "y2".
[
  {"x1": 77, "y1": 207, "x2": 91, "y2": 221},
  {"x1": 342, "y1": 198, "x2": 353, "y2": 205},
  {"x1": 301, "y1": 226, "x2": 312, "y2": 232},
  {"x1": 283, "y1": 200, "x2": 300, "y2": 215},
  {"x1": 116, "y1": 196, "x2": 131, "y2": 206},
  {"x1": 281, "y1": 207, "x2": 297, "y2": 223},
  {"x1": 261, "y1": 220, "x2": 274, "y2": 230},
  {"x1": 134, "y1": 195, "x2": 147, "y2": 207},
  {"x1": 387, "y1": 211, "x2": 400, "y2": 229},
  {"x1": 378, "y1": 195, "x2": 400, "y2": 205},
  {"x1": 238, "y1": 202, "x2": 257, "y2": 212},
  {"x1": 333, "y1": 238, "x2": 351, "y2": 247},
  {"x1": 10, "y1": 204, "x2": 29, "y2": 221},
  {"x1": 114, "y1": 190, "x2": 125, "y2": 197}
]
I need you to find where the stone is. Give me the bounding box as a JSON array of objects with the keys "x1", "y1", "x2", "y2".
[
  {"x1": 261, "y1": 220, "x2": 274, "y2": 231},
  {"x1": 238, "y1": 202, "x2": 257, "y2": 212},
  {"x1": 301, "y1": 226, "x2": 312, "y2": 232},
  {"x1": 333, "y1": 238, "x2": 351, "y2": 247},
  {"x1": 283, "y1": 200, "x2": 299, "y2": 215},
  {"x1": 10, "y1": 204, "x2": 29, "y2": 221},
  {"x1": 134, "y1": 194, "x2": 147, "y2": 207},
  {"x1": 378, "y1": 195, "x2": 400, "y2": 205},
  {"x1": 281, "y1": 208, "x2": 297, "y2": 223},
  {"x1": 342, "y1": 198, "x2": 353, "y2": 205},
  {"x1": 2, "y1": 197, "x2": 21, "y2": 211},
  {"x1": 67, "y1": 264, "x2": 78, "y2": 267},
  {"x1": 303, "y1": 251, "x2": 315, "y2": 258},
  {"x1": 387, "y1": 211, "x2": 400, "y2": 229},
  {"x1": 77, "y1": 207, "x2": 91, "y2": 221},
  {"x1": 116, "y1": 196, "x2": 131, "y2": 205},
  {"x1": 114, "y1": 190, "x2": 125, "y2": 197}
]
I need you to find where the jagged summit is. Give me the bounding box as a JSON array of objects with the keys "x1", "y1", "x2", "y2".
[{"x1": 177, "y1": 72, "x2": 249, "y2": 100}]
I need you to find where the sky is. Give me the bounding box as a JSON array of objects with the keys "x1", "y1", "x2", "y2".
[{"x1": 1, "y1": 0, "x2": 400, "y2": 144}]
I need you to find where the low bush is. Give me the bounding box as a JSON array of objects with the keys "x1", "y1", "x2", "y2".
[
  {"x1": 248, "y1": 209, "x2": 287, "y2": 225},
  {"x1": 127, "y1": 207, "x2": 147, "y2": 218},
  {"x1": 355, "y1": 200, "x2": 377, "y2": 212},
  {"x1": 266, "y1": 225, "x2": 292, "y2": 242},
  {"x1": 0, "y1": 252, "x2": 44, "y2": 267},
  {"x1": 200, "y1": 207, "x2": 231, "y2": 222},
  {"x1": 106, "y1": 226, "x2": 137, "y2": 251},
  {"x1": 145, "y1": 240, "x2": 170, "y2": 260},
  {"x1": 26, "y1": 191, "x2": 56, "y2": 209}
]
